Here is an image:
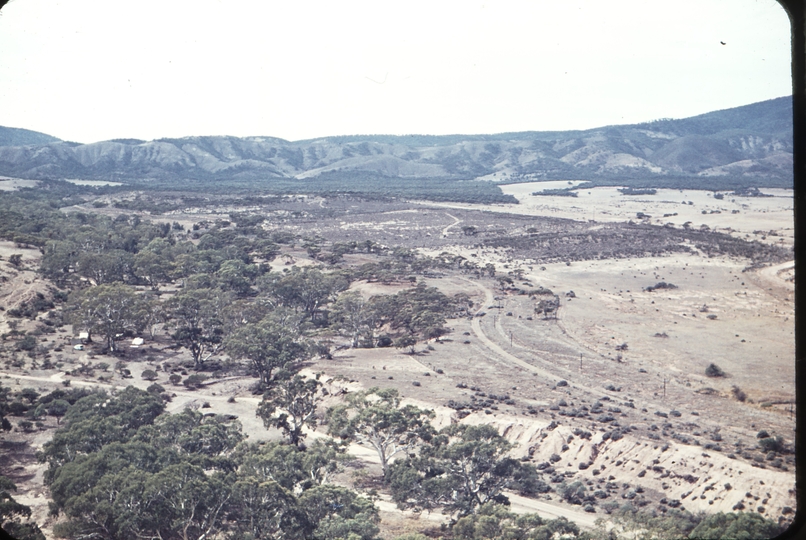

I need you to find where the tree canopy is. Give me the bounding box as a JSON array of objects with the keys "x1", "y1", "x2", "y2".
[{"x1": 327, "y1": 387, "x2": 434, "y2": 477}]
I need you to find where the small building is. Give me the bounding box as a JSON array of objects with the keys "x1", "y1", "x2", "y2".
[{"x1": 130, "y1": 337, "x2": 145, "y2": 348}]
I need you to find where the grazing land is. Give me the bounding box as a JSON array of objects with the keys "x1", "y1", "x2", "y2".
[{"x1": 0, "y1": 175, "x2": 794, "y2": 540}]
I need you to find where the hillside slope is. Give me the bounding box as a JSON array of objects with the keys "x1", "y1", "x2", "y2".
[
  {"x1": 0, "y1": 97, "x2": 792, "y2": 188},
  {"x1": 0, "y1": 126, "x2": 61, "y2": 147}
]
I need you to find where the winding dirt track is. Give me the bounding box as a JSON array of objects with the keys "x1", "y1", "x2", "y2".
[{"x1": 441, "y1": 213, "x2": 462, "y2": 237}]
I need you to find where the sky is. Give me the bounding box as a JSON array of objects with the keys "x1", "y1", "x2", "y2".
[{"x1": 0, "y1": 0, "x2": 793, "y2": 144}]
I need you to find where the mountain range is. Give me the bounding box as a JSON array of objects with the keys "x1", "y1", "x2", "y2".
[{"x1": 0, "y1": 97, "x2": 792, "y2": 189}]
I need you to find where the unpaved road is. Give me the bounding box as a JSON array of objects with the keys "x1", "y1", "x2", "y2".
[
  {"x1": 507, "y1": 493, "x2": 600, "y2": 529},
  {"x1": 441, "y1": 213, "x2": 462, "y2": 237},
  {"x1": 461, "y1": 277, "x2": 618, "y2": 399}
]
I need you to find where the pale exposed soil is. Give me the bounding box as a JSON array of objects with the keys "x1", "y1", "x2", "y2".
[
  {"x1": 421, "y1": 184, "x2": 795, "y2": 248},
  {"x1": 0, "y1": 178, "x2": 39, "y2": 190}
]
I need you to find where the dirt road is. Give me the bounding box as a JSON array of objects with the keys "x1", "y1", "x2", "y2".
[{"x1": 441, "y1": 213, "x2": 462, "y2": 237}]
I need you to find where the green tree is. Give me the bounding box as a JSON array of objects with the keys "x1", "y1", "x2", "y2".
[
  {"x1": 330, "y1": 291, "x2": 378, "y2": 348},
  {"x1": 257, "y1": 373, "x2": 324, "y2": 447},
  {"x1": 76, "y1": 249, "x2": 134, "y2": 285},
  {"x1": 260, "y1": 267, "x2": 349, "y2": 322},
  {"x1": 142, "y1": 462, "x2": 232, "y2": 540},
  {"x1": 394, "y1": 334, "x2": 417, "y2": 354},
  {"x1": 451, "y1": 503, "x2": 583, "y2": 540},
  {"x1": 0, "y1": 384, "x2": 12, "y2": 431},
  {"x1": 46, "y1": 399, "x2": 70, "y2": 425},
  {"x1": 165, "y1": 288, "x2": 229, "y2": 370},
  {"x1": 235, "y1": 439, "x2": 345, "y2": 492},
  {"x1": 388, "y1": 424, "x2": 538, "y2": 516},
  {"x1": 215, "y1": 258, "x2": 260, "y2": 297},
  {"x1": 133, "y1": 249, "x2": 170, "y2": 290},
  {"x1": 229, "y1": 477, "x2": 311, "y2": 539},
  {"x1": 65, "y1": 284, "x2": 147, "y2": 351},
  {"x1": 298, "y1": 484, "x2": 381, "y2": 540},
  {"x1": 135, "y1": 408, "x2": 244, "y2": 460},
  {"x1": 327, "y1": 387, "x2": 434, "y2": 477},
  {"x1": 40, "y1": 240, "x2": 80, "y2": 287},
  {"x1": 42, "y1": 387, "x2": 164, "y2": 471},
  {"x1": 226, "y1": 311, "x2": 309, "y2": 388}
]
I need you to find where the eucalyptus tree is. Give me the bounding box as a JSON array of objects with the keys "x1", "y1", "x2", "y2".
[
  {"x1": 257, "y1": 373, "x2": 324, "y2": 448},
  {"x1": 327, "y1": 388, "x2": 434, "y2": 477},
  {"x1": 259, "y1": 267, "x2": 349, "y2": 322},
  {"x1": 225, "y1": 310, "x2": 310, "y2": 388},
  {"x1": 65, "y1": 284, "x2": 149, "y2": 352},
  {"x1": 387, "y1": 424, "x2": 543, "y2": 516},
  {"x1": 165, "y1": 288, "x2": 230, "y2": 369}
]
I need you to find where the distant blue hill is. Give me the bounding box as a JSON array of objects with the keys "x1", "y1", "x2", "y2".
[
  {"x1": 0, "y1": 97, "x2": 792, "y2": 194},
  {"x1": 0, "y1": 125, "x2": 61, "y2": 147}
]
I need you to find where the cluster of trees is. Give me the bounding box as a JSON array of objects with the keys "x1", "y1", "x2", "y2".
[
  {"x1": 486, "y1": 220, "x2": 790, "y2": 267},
  {"x1": 331, "y1": 284, "x2": 469, "y2": 350},
  {"x1": 38, "y1": 386, "x2": 383, "y2": 540},
  {"x1": 0, "y1": 187, "x2": 472, "y2": 375},
  {"x1": 59, "y1": 268, "x2": 465, "y2": 379},
  {"x1": 386, "y1": 423, "x2": 550, "y2": 515},
  {"x1": 0, "y1": 383, "x2": 101, "y2": 433},
  {"x1": 25, "y1": 382, "x2": 572, "y2": 539},
  {"x1": 253, "y1": 171, "x2": 519, "y2": 205},
  {"x1": 531, "y1": 189, "x2": 578, "y2": 197},
  {"x1": 326, "y1": 388, "x2": 549, "y2": 517},
  {"x1": 40, "y1": 215, "x2": 279, "y2": 291}
]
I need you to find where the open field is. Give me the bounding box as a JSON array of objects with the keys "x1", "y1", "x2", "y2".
[{"x1": 0, "y1": 185, "x2": 795, "y2": 538}]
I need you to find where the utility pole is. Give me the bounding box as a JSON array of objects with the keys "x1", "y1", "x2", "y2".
[
  {"x1": 663, "y1": 378, "x2": 667, "y2": 399},
  {"x1": 579, "y1": 354, "x2": 583, "y2": 372},
  {"x1": 510, "y1": 331, "x2": 513, "y2": 347}
]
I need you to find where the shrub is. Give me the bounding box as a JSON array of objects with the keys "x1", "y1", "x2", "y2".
[
  {"x1": 758, "y1": 435, "x2": 784, "y2": 453},
  {"x1": 141, "y1": 369, "x2": 158, "y2": 381},
  {"x1": 17, "y1": 335, "x2": 37, "y2": 351},
  {"x1": 169, "y1": 374, "x2": 182, "y2": 385},
  {"x1": 183, "y1": 374, "x2": 208, "y2": 389},
  {"x1": 731, "y1": 385, "x2": 747, "y2": 402},
  {"x1": 560, "y1": 481, "x2": 587, "y2": 505},
  {"x1": 705, "y1": 363, "x2": 725, "y2": 377}
]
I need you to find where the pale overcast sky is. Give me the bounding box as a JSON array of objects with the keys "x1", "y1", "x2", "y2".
[{"x1": 0, "y1": 0, "x2": 792, "y2": 143}]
